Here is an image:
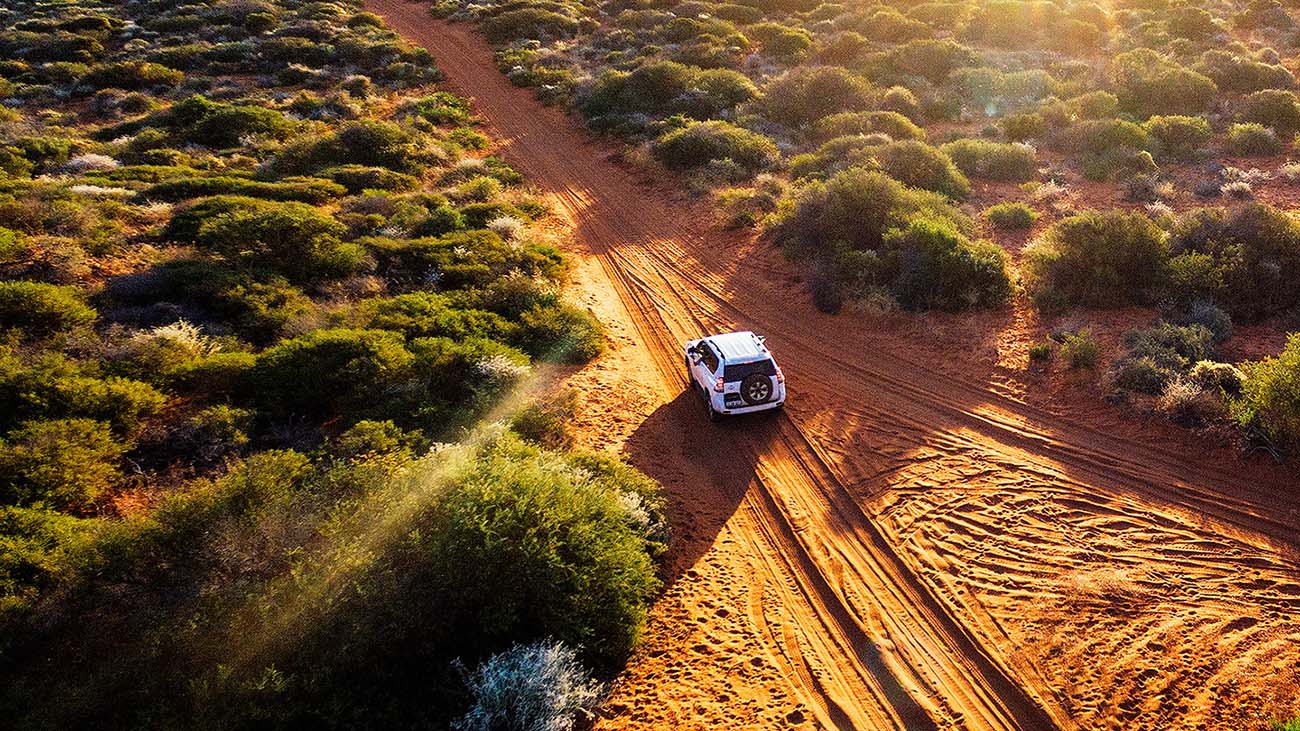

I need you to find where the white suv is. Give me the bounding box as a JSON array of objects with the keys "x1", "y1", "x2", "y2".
[{"x1": 684, "y1": 331, "x2": 786, "y2": 421}]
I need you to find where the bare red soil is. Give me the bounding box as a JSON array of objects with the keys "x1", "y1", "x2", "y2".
[{"x1": 369, "y1": 3, "x2": 1300, "y2": 728}]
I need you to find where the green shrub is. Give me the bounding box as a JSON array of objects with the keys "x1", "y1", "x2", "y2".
[
  {"x1": 1111, "y1": 320, "x2": 1217, "y2": 395},
  {"x1": 1170, "y1": 204, "x2": 1300, "y2": 320},
  {"x1": 355, "y1": 292, "x2": 516, "y2": 342},
  {"x1": 652, "y1": 121, "x2": 778, "y2": 177},
  {"x1": 404, "y1": 433, "x2": 661, "y2": 666},
  {"x1": 518, "y1": 304, "x2": 605, "y2": 363},
  {"x1": 1071, "y1": 118, "x2": 1152, "y2": 158},
  {"x1": 584, "y1": 62, "x2": 694, "y2": 118},
  {"x1": 251, "y1": 329, "x2": 416, "y2": 421},
  {"x1": 812, "y1": 111, "x2": 925, "y2": 142},
  {"x1": 583, "y1": 63, "x2": 756, "y2": 121},
  {"x1": 985, "y1": 202, "x2": 1038, "y2": 229},
  {"x1": 1143, "y1": 115, "x2": 1211, "y2": 159},
  {"x1": 1110, "y1": 50, "x2": 1218, "y2": 117},
  {"x1": 0, "y1": 432, "x2": 662, "y2": 725},
  {"x1": 0, "y1": 504, "x2": 90, "y2": 617},
  {"x1": 178, "y1": 406, "x2": 253, "y2": 463},
  {"x1": 0, "y1": 146, "x2": 33, "y2": 178},
  {"x1": 0, "y1": 349, "x2": 165, "y2": 436},
  {"x1": 165, "y1": 196, "x2": 354, "y2": 280},
  {"x1": 0, "y1": 281, "x2": 96, "y2": 338},
  {"x1": 482, "y1": 8, "x2": 580, "y2": 44},
  {"x1": 81, "y1": 61, "x2": 182, "y2": 91},
  {"x1": 880, "y1": 85, "x2": 921, "y2": 120},
  {"x1": 1239, "y1": 90, "x2": 1300, "y2": 136},
  {"x1": 1126, "y1": 322, "x2": 1214, "y2": 366},
  {"x1": 771, "y1": 167, "x2": 970, "y2": 258},
  {"x1": 1227, "y1": 122, "x2": 1282, "y2": 156},
  {"x1": 1166, "y1": 6, "x2": 1219, "y2": 40},
  {"x1": 759, "y1": 66, "x2": 876, "y2": 129},
  {"x1": 141, "y1": 176, "x2": 346, "y2": 204},
  {"x1": 273, "y1": 121, "x2": 434, "y2": 175},
  {"x1": 768, "y1": 168, "x2": 1002, "y2": 310},
  {"x1": 0, "y1": 226, "x2": 24, "y2": 263},
  {"x1": 334, "y1": 419, "x2": 422, "y2": 460},
  {"x1": 748, "y1": 22, "x2": 813, "y2": 63},
  {"x1": 1001, "y1": 111, "x2": 1047, "y2": 141},
  {"x1": 245, "y1": 11, "x2": 278, "y2": 32},
  {"x1": 1060, "y1": 330, "x2": 1100, "y2": 369},
  {"x1": 1197, "y1": 50, "x2": 1295, "y2": 93},
  {"x1": 184, "y1": 104, "x2": 295, "y2": 148},
  {"x1": 167, "y1": 351, "x2": 257, "y2": 397},
  {"x1": 1114, "y1": 355, "x2": 1176, "y2": 394},
  {"x1": 510, "y1": 391, "x2": 577, "y2": 450},
  {"x1": 0, "y1": 418, "x2": 125, "y2": 510},
  {"x1": 1235, "y1": 333, "x2": 1300, "y2": 454},
  {"x1": 874, "y1": 140, "x2": 970, "y2": 198},
  {"x1": 320, "y1": 165, "x2": 419, "y2": 194},
  {"x1": 939, "y1": 139, "x2": 1037, "y2": 182},
  {"x1": 12, "y1": 137, "x2": 72, "y2": 172},
  {"x1": 1028, "y1": 340, "x2": 1054, "y2": 363},
  {"x1": 405, "y1": 91, "x2": 472, "y2": 126},
  {"x1": 1189, "y1": 360, "x2": 1245, "y2": 394},
  {"x1": 1024, "y1": 211, "x2": 1169, "y2": 308},
  {"x1": 1068, "y1": 118, "x2": 1158, "y2": 180},
  {"x1": 883, "y1": 219, "x2": 1012, "y2": 311},
  {"x1": 789, "y1": 135, "x2": 883, "y2": 180},
  {"x1": 875, "y1": 38, "x2": 978, "y2": 84},
  {"x1": 364, "y1": 230, "x2": 563, "y2": 291},
  {"x1": 219, "y1": 277, "x2": 318, "y2": 343},
  {"x1": 682, "y1": 69, "x2": 760, "y2": 119},
  {"x1": 453, "y1": 176, "x2": 504, "y2": 203}
]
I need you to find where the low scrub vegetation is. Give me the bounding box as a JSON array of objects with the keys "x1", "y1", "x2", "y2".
[
  {"x1": 1024, "y1": 211, "x2": 1169, "y2": 310},
  {"x1": 0, "y1": 1, "x2": 649, "y2": 728},
  {"x1": 984, "y1": 202, "x2": 1038, "y2": 229},
  {"x1": 438, "y1": 0, "x2": 1300, "y2": 335},
  {"x1": 769, "y1": 167, "x2": 1008, "y2": 313},
  {"x1": 1236, "y1": 334, "x2": 1300, "y2": 455}
]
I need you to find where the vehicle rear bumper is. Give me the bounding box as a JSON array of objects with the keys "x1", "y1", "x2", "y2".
[{"x1": 714, "y1": 397, "x2": 785, "y2": 416}]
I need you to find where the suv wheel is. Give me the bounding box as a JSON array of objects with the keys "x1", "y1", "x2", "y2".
[
  {"x1": 740, "y1": 373, "x2": 772, "y2": 405},
  {"x1": 705, "y1": 399, "x2": 721, "y2": 422}
]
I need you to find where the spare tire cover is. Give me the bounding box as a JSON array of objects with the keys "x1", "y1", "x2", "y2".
[{"x1": 740, "y1": 373, "x2": 772, "y2": 405}]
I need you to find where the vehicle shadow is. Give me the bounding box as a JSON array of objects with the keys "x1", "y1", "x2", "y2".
[{"x1": 623, "y1": 387, "x2": 779, "y2": 586}]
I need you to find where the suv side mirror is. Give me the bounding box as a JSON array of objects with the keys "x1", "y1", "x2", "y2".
[
  {"x1": 689, "y1": 352, "x2": 702, "y2": 365},
  {"x1": 756, "y1": 335, "x2": 767, "y2": 344}
]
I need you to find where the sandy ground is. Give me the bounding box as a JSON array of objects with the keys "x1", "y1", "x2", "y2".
[{"x1": 367, "y1": 3, "x2": 1300, "y2": 728}]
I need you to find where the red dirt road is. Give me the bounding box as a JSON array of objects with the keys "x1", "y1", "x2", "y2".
[{"x1": 368, "y1": 3, "x2": 1300, "y2": 728}]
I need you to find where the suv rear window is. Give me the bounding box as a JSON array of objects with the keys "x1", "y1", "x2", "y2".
[{"x1": 723, "y1": 360, "x2": 776, "y2": 382}]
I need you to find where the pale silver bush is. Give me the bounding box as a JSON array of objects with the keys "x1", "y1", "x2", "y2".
[
  {"x1": 1157, "y1": 378, "x2": 1225, "y2": 424},
  {"x1": 62, "y1": 153, "x2": 120, "y2": 173},
  {"x1": 126, "y1": 319, "x2": 219, "y2": 358},
  {"x1": 1220, "y1": 180, "x2": 1254, "y2": 199},
  {"x1": 453, "y1": 640, "x2": 603, "y2": 731},
  {"x1": 487, "y1": 215, "x2": 525, "y2": 241}
]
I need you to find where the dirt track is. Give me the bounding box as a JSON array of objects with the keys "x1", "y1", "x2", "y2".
[{"x1": 367, "y1": 3, "x2": 1300, "y2": 728}]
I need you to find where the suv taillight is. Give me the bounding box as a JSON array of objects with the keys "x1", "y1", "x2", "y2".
[
  {"x1": 713, "y1": 376, "x2": 725, "y2": 393},
  {"x1": 775, "y1": 366, "x2": 785, "y2": 384}
]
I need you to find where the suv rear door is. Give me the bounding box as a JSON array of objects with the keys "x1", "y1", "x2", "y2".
[{"x1": 723, "y1": 358, "x2": 778, "y2": 404}]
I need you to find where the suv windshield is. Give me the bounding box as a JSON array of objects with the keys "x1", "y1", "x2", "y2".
[{"x1": 723, "y1": 359, "x2": 776, "y2": 382}]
